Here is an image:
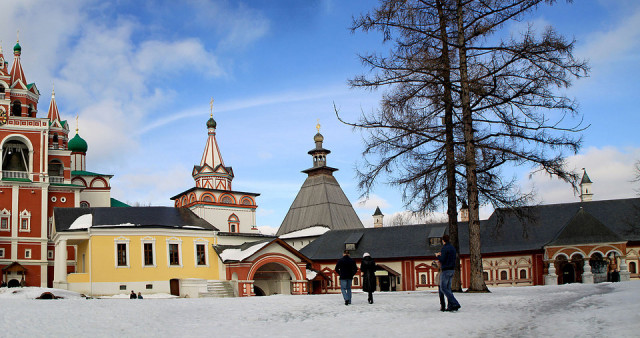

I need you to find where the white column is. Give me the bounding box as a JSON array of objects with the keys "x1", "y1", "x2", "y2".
[
  {"x1": 582, "y1": 259, "x2": 594, "y2": 284},
  {"x1": 620, "y1": 258, "x2": 631, "y2": 281},
  {"x1": 544, "y1": 262, "x2": 558, "y2": 285},
  {"x1": 53, "y1": 239, "x2": 68, "y2": 288}
]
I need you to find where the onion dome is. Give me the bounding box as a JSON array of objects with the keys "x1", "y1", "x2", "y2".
[
  {"x1": 314, "y1": 132, "x2": 324, "y2": 143},
  {"x1": 206, "y1": 117, "x2": 217, "y2": 129},
  {"x1": 68, "y1": 133, "x2": 88, "y2": 153},
  {"x1": 13, "y1": 42, "x2": 21, "y2": 54}
]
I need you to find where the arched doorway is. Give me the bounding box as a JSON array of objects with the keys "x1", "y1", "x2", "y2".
[
  {"x1": 589, "y1": 253, "x2": 608, "y2": 283},
  {"x1": 8, "y1": 279, "x2": 20, "y2": 288},
  {"x1": 570, "y1": 254, "x2": 584, "y2": 283},
  {"x1": 555, "y1": 255, "x2": 574, "y2": 284},
  {"x1": 252, "y1": 262, "x2": 294, "y2": 296}
]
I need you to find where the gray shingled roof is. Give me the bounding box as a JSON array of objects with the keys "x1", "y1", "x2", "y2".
[
  {"x1": 276, "y1": 174, "x2": 364, "y2": 236},
  {"x1": 546, "y1": 207, "x2": 624, "y2": 246},
  {"x1": 54, "y1": 207, "x2": 217, "y2": 232},
  {"x1": 301, "y1": 198, "x2": 640, "y2": 260}
]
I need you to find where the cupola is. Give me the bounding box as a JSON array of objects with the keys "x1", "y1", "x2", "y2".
[{"x1": 68, "y1": 133, "x2": 88, "y2": 153}]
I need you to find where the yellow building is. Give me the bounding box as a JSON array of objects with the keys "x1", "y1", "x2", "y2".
[{"x1": 51, "y1": 206, "x2": 222, "y2": 297}]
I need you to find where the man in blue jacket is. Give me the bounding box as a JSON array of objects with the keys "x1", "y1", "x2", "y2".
[
  {"x1": 335, "y1": 250, "x2": 358, "y2": 305},
  {"x1": 436, "y1": 234, "x2": 461, "y2": 311}
]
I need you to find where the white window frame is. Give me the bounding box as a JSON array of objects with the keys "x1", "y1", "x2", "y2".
[
  {"x1": 48, "y1": 250, "x2": 54, "y2": 260},
  {"x1": 166, "y1": 238, "x2": 182, "y2": 267},
  {"x1": 141, "y1": 237, "x2": 156, "y2": 267},
  {"x1": 194, "y1": 239, "x2": 209, "y2": 267},
  {"x1": 19, "y1": 209, "x2": 30, "y2": 232},
  {"x1": 114, "y1": 237, "x2": 130, "y2": 268},
  {"x1": 0, "y1": 209, "x2": 10, "y2": 232},
  {"x1": 0, "y1": 248, "x2": 5, "y2": 258},
  {"x1": 25, "y1": 249, "x2": 31, "y2": 259}
]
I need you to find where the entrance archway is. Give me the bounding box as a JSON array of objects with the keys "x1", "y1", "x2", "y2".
[
  {"x1": 589, "y1": 253, "x2": 608, "y2": 283},
  {"x1": 8, "y1": 279, "x2": 20, "y2": 288},
  {"x1": 561, "y1": 263, "x2": 575, "y2": 284},
  {"x1": 252, "y1": 262, "x2": 294, "y2": 296}
]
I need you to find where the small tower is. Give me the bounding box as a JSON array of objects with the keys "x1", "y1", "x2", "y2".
[
  {"x1": 460, "y1": 200, "x2": 469, "y2": 222},
  {"x1": 373, "y1": 206, "x2": 384, "y2": 228},
  {"x1": 69, "y1": 118, "x2": 88, "y2": 171},
  {"x1": 310, "y1": 122, "x2": 330, "y2": 168},
  {"x1": 580, "y1": 168, "x2": 593, "y2": 202}
]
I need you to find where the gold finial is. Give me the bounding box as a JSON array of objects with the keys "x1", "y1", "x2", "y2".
[
  {"x1": 16, "y1": 30, "x2": 19, "y2": 43},
  {"x1": 76, "y1": 115, "x2": 79, "y2": 134},
  {"x1": 209, "y1": 97, "x2": 214, "y2": 118},
  {"x1": 316, "y1": 119, "x2": 321, "y2": 133},
  {"x1": 52, "y1": 81, "x2": 55, "y2": 96}
]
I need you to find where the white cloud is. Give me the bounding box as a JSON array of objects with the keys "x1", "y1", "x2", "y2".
[
  {"x1": 577, "y1": 6, "x2": 640, "y2": 65},
  {"x1": 523, "y1": 146, "x2": 640, "y2": 204},
  {"x1": 355, "y1": 194, "x2": 390, "y2": 210}
]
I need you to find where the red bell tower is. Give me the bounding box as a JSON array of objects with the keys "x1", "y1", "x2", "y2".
[{"x1": 0, "y1": 40, "x2": 81, "y2": 287}]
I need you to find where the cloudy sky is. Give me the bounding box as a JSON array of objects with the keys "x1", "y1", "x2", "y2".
[{"x1": 1, "y1": 0, "x2": 638, "y2": 234}]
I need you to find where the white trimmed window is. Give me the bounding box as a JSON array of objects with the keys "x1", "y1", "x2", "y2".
[
  {"x1": 48, "y1": 250, "x2": 54, "y2": 259},
  {"x1": 19, "y1": 210, "x2": 31, "y2": 232},
  {"x1": 167, "y1": 238, "x2": 182, "y2": 267},
  {"x1": 0, "y1": 209, "x2": 10, "y2": 231},
  {"x1": 114, "y1": 237, "x2": 130, "y2": 268},
  {"x1": 0, "y1": 248, "x2": 5, "y2": 258},
  {"x1": 80, "y1": 201, "x2": 90, "y2": 208},
  {"x1": 25, "y1": 249, "x2": 31, "y2": 259},
  {"x1": 141, "y1": 237, "x2": 156, "y2": 267},
  {"x1": 194, "y1": 239, "x2": 209, "y2": 267}
]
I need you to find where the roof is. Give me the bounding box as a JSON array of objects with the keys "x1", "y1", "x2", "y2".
[
  {"x1": 373, "y1": 207, "x2": 383, "y2": 216},
  {"x1": 546, "y1": 207, "x2": 624, "y2": 246},
  {"x1": 54, "y1": 206, "x2": 217, "y2": 232},
  {"x1": 110, "y1": 198, "x2": 130, "y2": 207},
  {"x1": 581, "y1": 171, "x2": 592, "y2": 184},
  {"x1": 170, "y1": 186, "x2": 260, "y2": 200},
  {"x1": 71, "y1": 170, "x2": 113, "y2": 177},
  {"x1": 68, "y1": 133, "x2": 88, "y2": 153},
  {"x1": 301, "y1": 197, "x2": 640, "y2": 260},
  {"x1": 215, "y1": 238, "x2": 312, "y2": 264},
  {"x1": 276, "y1": 174, "x2": 364, "y2": 236}
]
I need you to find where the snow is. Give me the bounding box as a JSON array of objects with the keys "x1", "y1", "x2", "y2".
[
  {"x1": 93, "y1": 223, "x2": 136, "y2": 227},
  {"x1": 68, "y1": 213, "x2": 92, "y2": 230},
  {"x1": 182, "y1": 225, "x2": 204, "y2": 229},
  {"x1": 279, "y1": 226, "x2": 330, "y2": 239},
  {"x1": 306, "y1": 268, "x2": 317, "y2": 280},
  {"x1": 2, "y1": 282, "x2": 640, "y2": 337},
  {"x1": 219, "y1": 241, "x2": 269, "y2": 262}
]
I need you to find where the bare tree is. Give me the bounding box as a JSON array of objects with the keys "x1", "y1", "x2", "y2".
[{"x1": 343, "y1": 0, "x2": 588, "y2": 292}]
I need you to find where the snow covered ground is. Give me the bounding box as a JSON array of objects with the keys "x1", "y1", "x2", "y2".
[{"x1": 2, "y1": 281, "x2": 639, "y2": 337}]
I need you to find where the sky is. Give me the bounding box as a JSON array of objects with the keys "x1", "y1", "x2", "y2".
[
  {"x1": 1, "y1": 0, "x2": 639, "y2": 234},
  {"x1": 2, "y1": 282, "x2": 639, "y2": 337}
]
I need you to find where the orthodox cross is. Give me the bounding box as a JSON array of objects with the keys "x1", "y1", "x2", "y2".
[{"x1": 210, "y1": 97, "x2": 214, "y2": 118}]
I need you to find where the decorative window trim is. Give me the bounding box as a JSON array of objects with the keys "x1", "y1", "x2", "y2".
[
  {"x1": 60, "y1": 197, "x2": 67, "y2": 203},
  {"x1": 114, "y1": 237, "x2": 130, "y2": 268},
  {"x1": 519, "y1": 269, "x2": 528, "y2": 279},
  {"x1": 48, "y1": 250, "x2": 54, "y2": 260},
  {"x1": 25, "y1": 249, "x2": 31, "y2": 259},
  {"x1": 0, "y1": 248, "x2": 5, "y2": 258},
  {"x1": 80, "y1": 201, "x2": 90, "y2": 208},
  {"x1": 228, "y1": 214, "x2": 240, "y2": 233},
  {"x1": 166, "y1": 238, "x2": 182, "y2": 267},
  {"x1": 19, "y1": 209, "x2": 31, "y2": 232},
  {"x1": 141, "y1": 237, "x2": 156, "y2": 268},
  {"x1": 194, "y1": 239, "x2": 209, "y2": 267},
  {"x1": 0, "y1": 208, "x2": 10, "y2": 232}
]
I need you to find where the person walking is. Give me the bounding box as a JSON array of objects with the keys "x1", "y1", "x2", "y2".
[
  {"x1": 137, "y1": 292, "x2": 143, "y2": 299},
  {"x1": 436, "y1": 234, "x2": 461, "y2": 312},
  {"x1": 335, "y1": 250, "x2": 358, "y2": 305},
  {"x1": 361, "y1": 252, "x2": 377, "y2": 304},
  {"x1": 431, "y1": 260, "x2": 446, "y2": 311},
  {"x1": 130, "y1": 290, "x2": 137, "y2": 299}
]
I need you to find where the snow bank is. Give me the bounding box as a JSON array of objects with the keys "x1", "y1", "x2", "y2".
[
  {"x1": 0, "y1": 287, "x2": 84, "y2": 299},
  {"x1": 68, "y1": 214, "x2": 92, "y2": 230}
]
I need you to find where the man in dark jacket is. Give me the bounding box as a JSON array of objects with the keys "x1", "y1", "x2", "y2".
[
  {"x1": 335, "y1": 250, "x2": 358, "y2": 305},
  {"x1": 436, "y1": 234, "x2": 461, "y2": 311}
]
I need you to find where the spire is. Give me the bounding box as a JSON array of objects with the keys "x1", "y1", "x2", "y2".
[
  {"x1": 200, "y1": 99, "x2": 224, "y2": 169},
  {"x1": 47, "y1": 85, "x2": 61, "y2": 122},
  {"x1": 579, "y1": 168, "x2": 593, "y2": 202},
  {"x1": 373, "y1": 206, "x2": 384, "y2": 228},
  {"x1": 193, "y1": 98, "x2": 232, "y2": 190},
  {"x1": 308, "y1": 121, "x2": 331, "y2": 169},
  {"x1": 10, "y1": 34, "x2": 26, "y2": 87}
]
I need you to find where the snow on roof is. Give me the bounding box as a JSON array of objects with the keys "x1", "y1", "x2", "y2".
[
  {"x1": 68, "y1": 214, "x2": 92, "y2": 230},
  {"x1": 306, "y1": 268, "x2": 317, "y2": 280},
  {"x1": 183, "y1": 225, "x2": 205, "y2": 229},
  {"x1": 93, "y1": 223, "x2": 136, "y2": 227},
  {"x1": 220, "y1": 241, "x2": 270, "y2": 262},
  {"x1": 279, "y1": 226, "x2": 330, "y2": 239}
]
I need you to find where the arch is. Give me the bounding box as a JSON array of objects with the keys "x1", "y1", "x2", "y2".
[
  {"x1": 90, "y1": 177, "x2": 108, "y2": 188},
  {"x1": 220, "y1": 194, "x2": 236, "y2": 204},
  {"x1": 201, "y1": 193, "x2": 215, "y2": 203},
  {"x1": 79, "y1": 201, "x2": 90, "y2": 208},
  {"x1": 228, "y1": 214, "x2": 239, "y2": 233},
  {"x1": 174, "y1": 200, "x2": 180, "y2": 208},
  {"x1": 519, "y1": 269, "x2": 527, "y2": 279},
  {"x1": 181, "y1": 196, "x2": 188, "y2": 206},
  {"x1": 240, "y1": 195, "x2": 255, "y2": 206},
  {"x1": 247, "y1": 254, "x2": 303, "y2": 281},
  {"x1": 500, "y1": 270, "x2": 508, "y2": 280},
  {"x1": 71, "y1": 177, "x2": 88, "y2": 187},
  {"x1": 188, "y1": 192, "x2": 197, "y2": 204},
  {"x1": 552, "y1": 252, "x2": 571, "y2": 260},
  {"x1": 1, "y1": 136, "x2": 33, "y2": 174},
  {"x1": 28, "y1": 104, "x2": 36, "y2": 118},
  {"x1": 48, "y1": 159, "x2": 64, "y2": 177}
]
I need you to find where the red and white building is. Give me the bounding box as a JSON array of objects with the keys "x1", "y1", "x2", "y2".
[{"x1": 0, "y1": 41, "x2": 115, "y2": 288}]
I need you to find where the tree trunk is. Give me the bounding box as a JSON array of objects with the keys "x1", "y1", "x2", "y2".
[{"x1": 456, "y1": 0, "x2": 489, "y2": 292}]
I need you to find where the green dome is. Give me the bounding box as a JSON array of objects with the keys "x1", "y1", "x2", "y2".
[
  {"x1": 13, "y1": 42, "x2": 21, "y2": 53},
  {"x1": 206, "y1": 117, "x2": 217, "y2": 129},
  {"x1": 68, "y1": 133, "x2": 88, "y2": 153}
]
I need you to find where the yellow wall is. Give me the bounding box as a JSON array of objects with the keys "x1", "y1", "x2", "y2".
[{"x1": 78, "y1": 233, "x2": 219, "y2": 283}]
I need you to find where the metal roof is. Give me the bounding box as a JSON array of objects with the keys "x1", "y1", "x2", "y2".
[{"x1": 276, "y1": 174, "x2": 364, "y2": 236}]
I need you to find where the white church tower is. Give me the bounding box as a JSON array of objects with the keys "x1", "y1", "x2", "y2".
[{"x1": 579, "y1": 168, "x2": 593, "y2": 202}]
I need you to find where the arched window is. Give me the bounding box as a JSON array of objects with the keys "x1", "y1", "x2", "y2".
[
  {"x1": 28, "y1": 105, "x2": 36, "y2": 118},
  {"x1": 519, "y1": 269, "x2": 527, "y2": 279},
  {"x1": 48, "y1": 160, "x2": 63, "y2": 177},
  {"x1": 500, "y1": 270, "x2": 508, "y2": 280},
  {"x1": 221, "y1": 195, "x2": 233, "y2": 204},
  {"x1": 483, "y1": 271, "x2": 489, "y2": 281},
  {"x1": 420, "y1": 274, "x2": 427, "y2": 285},
  {"x1": 202, "y1": 194, "x2": 213, "y2": 202},
  {"x1": 80, "y1": 201, "x2": 90, "y2": 208},
  {"x1": 11, "y1": 101, "x2": 21, "y2": 116},
  {"x1": 228, "y1": 214, "x2": 239, "y2": 233},
  {"x1": 353, "y1": 276, "x2": 359, "y2": 286},
  {"x1": 2, "y1": 140, "x2": 29, "y2": 173},
  {"x1": 629, "y1": 262, "x2": 637, "y2": 274},
  {"x1": 0, "y1": 85, "x2": 5, "y2": 93}
]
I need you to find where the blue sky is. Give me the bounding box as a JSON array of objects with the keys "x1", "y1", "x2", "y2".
[{"x1": 1, "y1": 0, "x2": 639, "y2": 234}]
